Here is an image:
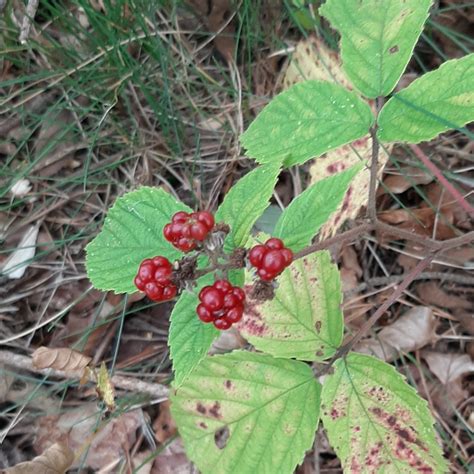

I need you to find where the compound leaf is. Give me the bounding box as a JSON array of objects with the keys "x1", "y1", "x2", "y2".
[
  {"x1": 171, "y1": 351, "x2": 321, "y2": 474},
  {"x1": 274, "y1": 163, "x2": 363, "y2": 251},
  {"x1": 378, "y1": 54, "x2": 474, "y2": 143},
  {"x1": 215, "y1": 163, "x2": 280, "y2": 250},
  {"x1": 321, "y1": 353, "x2": 448, "y2": 473},
  {"x1": 86, "y1": 187, "x2": 190, "y2": 293},
  {"x1": 240, "y1": 80, "x2": 373, "y2": 167},
  {"x1": 169, "y1": 276, "x2": 219, "y2": 388},
  {"x1": 320, "y1": 0, "x2": 433, "y2": 98},
  {"x1": 237, "y1": 251, "x2": 343, "y2": 361}
]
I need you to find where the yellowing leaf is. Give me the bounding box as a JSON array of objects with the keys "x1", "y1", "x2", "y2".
[
  {"x1": 96, "y1": 362, "x2": 116, "y2": 411},
  {"x1": 32, "y1": 346, "x2": 92, "y2": 372},
  {"x1": 321, "y1": 353, "x2": 448, "y2": 473},
  {"x1": 4, "y1": 442, "x2": 74, "y2": 474}
]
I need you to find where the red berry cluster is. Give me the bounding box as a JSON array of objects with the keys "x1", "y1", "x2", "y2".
[
  {"x1": 163, "y1": 211, "x2": 214, "y2": 252},
  {"x1": 197, "y1": 280, "x2": 246, "y2": 330},
  {"x1": 248, "y1": 238, "x2": 293, "y2": 281},
  {"x1": 134, "y1": 257, "x2": 177, "y2": 302}
]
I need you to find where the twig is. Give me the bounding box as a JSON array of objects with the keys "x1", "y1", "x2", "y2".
[
  {"x1": 19, "y1": 0, "x2": 39, "y2": 44},
  {"x1": 317, "y1": 252, "x2": 436, "y2": 377},
  {"x1": 410, "y1": 144, "x2": 474, "y2": 217},
  {"x1": 345, "y1": 271, "x2": 474, "y2": 296},
  {"x1": 0, "y1": 351, "x2": 169, "y2": 400},
  {"x1": 367, "y1": 97, "x2": 384, "y2": 221}
]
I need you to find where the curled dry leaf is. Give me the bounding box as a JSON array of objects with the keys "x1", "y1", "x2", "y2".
[
  {"x1": 283, "y1": 37, "x2": 391, "y2": 238},
  {"x1": 417, "y1": 281, "x2": 472, "y2": 310},
  {"x1": 209, "y1": 326, "x2": 246, "y2": 355},
  {"x1": 356, "y1": 306, "x2": 438, "y2": 362},
  {"x1": 379, "y1": 165, "x2": 433, "y2": 195},
  {"x1": 153, "y1": 400, "x2": 177, "y2": 444},
  {"x1": 1, "y1": 225, "x2": 39, "y2": 279},
  {"x1": 4, "y1": 442, "x2": 74, "y2": 474},
  {"x1": 422, "y1": 352, "x2": 474, "y2": 385},
  {"x1": 32, "y1": 346, "x2": 92, "y2": 372},
  {"x1": 34, "y1": 404, "x2": 143, "y2": 471}
]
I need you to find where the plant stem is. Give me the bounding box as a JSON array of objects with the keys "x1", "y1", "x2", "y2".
[{"x1": 367, "y1": 97, "x2": 384, "y2": 221}]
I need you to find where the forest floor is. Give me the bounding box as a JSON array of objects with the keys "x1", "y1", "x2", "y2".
[{"x1": 0, "y1": 1, "x2": 473, "y2": 472}]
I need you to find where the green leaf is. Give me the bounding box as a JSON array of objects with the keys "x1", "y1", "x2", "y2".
[
  {"x1": 238, "y1": 251, "x2": 343, "y2": 361},
  {"x1": 274, "y1": 163, "x2": 363, "y2": 252},
  {"x1": 240, "y1": 80, "x2": 373, "y2": 167},
  {"x1": 320, "y1": 353, "x2": 448, "y2": 473},
  {"x1": 378, "y1": 54, "x2": 474, "y2": 143},
  {"x1": 320, "y1": 0, "x2": 433, "y2": 98},
  {"x1": 171, "y1": 351, "x2": 321, "y2": 474},
  {"x1": 169, "y1": 276, "x2": 219, "y2": 388},
  {"x1": 86, "y1": 187, "x2": 191, "y2": 293},
  {"x1": 215, "y1": 163, "x2": 280, "y2": 250}
]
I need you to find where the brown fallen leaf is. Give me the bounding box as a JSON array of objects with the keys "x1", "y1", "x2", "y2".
[
  {"x1": 379, "y1": 165, "x2": 433, "y2": 195},
  {"x1": 151, "y1": 438, "x2": 191, "y2": 474},
  {"x1": 35, "y1": 404, "x2": 143, "y2": 471},
  {"x1": 417, "y1": 281, "x2": 472, "y2": 310},
  {"x1": 422, "y1": 352, "x2": 474, "y2": 385},
  {"x1": 32, "y1": 346, "x2": 92, "y2": 372},
  {"x1": 356, "y1": 306, "x2": 438, "y2": 362},
  {"x1": 209, "y1": 326, "x2": 246, "y2": 354},
  {"x1": 153, "y1": 400, "x2": 177, "y2": 444},
  {"x1": 339, "y1": 245, "x2": 362, "y2": 293},
  {"x1": 4, "y1": 442, "x2": 74, "y2": 474}
]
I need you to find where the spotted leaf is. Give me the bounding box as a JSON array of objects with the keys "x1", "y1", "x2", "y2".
[{"x1": 321, "y1": 353, "x2": 449, "y2": 473}]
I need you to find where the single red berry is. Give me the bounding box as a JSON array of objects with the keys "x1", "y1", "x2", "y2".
[
  {"x1": 196, "y1": 211, "x2": 214, "y2": 230},
  {"x1": 266, "y1": 238, "x2": 284, "y2": 250},
  {"x1": 214, "y1": 279, "x2": 232, "y2": 293},
  {"x1": 154, "y1": 266, "x2": 172, "y2": 284},
  {"x1": 138, "y1": 262, "x2": 155, "y2": 281},
  {"x1": 281, "y1": 248, "x2": 293, "y2": 265},
  {"x1": 223, "y1": 293, "x2": 239, "y2": 309},
  {"x1": 226, "y1": 305, "x2": 244, "y2": 323},
  {"x1": 199, "y1": 287, "x2": 224, "y2": 311},
  {"x1": 248, "y1": 245, "x2": 267, "y2": 267},
  {"x1": 145, "y1": 282, "x2": 163, "y2": 301},
  {"x1": 172, "y1": 211, "x2": 188, "y2": 223},
  {"x1": 153, "y1": 256, "x2": 171, "y2": 268},
  {"x1": 177, "y1": 238, "x2": 195, "y2": 252},
  {"x1": 214, "y1": 317, "x2": 232, "y2": 330},
  {"x1": 232, "y1": 287, "x2": 246, "y2": 302},
  {"x1": 197, "y1": 304, "x2": 214, "y2": 323},
  {"x1": 190, "y1": 222, "x2": 208, "y2": 241},
  {"x1": 257, "y1": 268, "x2": 273, "y2": 281},
  {"x1": 134, "y1": 275, "x2": 146, "y2": 291},
  {"x1": 262, "y1": 250, "x2": 286, "y2": 274},
  {"x1": 163, "y1": 285, "x2": 177, "y2": 300}
]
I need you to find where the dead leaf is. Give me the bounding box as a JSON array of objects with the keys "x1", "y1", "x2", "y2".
[
  {"x1": 209, "y1": 326, "x2": 246, "y2": 354},
  {"x1": 35, "y1": 404, "x2": 143, "y2": 471},
  {"x1": 1, "y1": 225, "x2": 39, "y2": 279},
  {"x1": 417, "y1": 281, "x2": 472, "y2": 310},
  {"x1": 422, "y1": 352, "x2": 474, "y2": 385},
  {"x1": 339, "y1": 245, "x2": 362, "y2": 293},
  {"x1": 96, "y1": 362, "x2": 116, "y2": 411},
  {"x1": 4, "y1": 442, "x2": 74, "y2": 474},
  {"x1": 356, "y1": 306, "x2": 438, "y2": 361},
  {"x1": 9, "y1": 179, "x2": 32, "y2": 197},
  {"x1": 380, "y1": 166, "x2": 433, "y2": 195},
  {"x1": 153, "y1": 400, "x2": 177, "y2": 444},
  {"x1": 32, "y1": 346, "x2": 92, "y2": 372},
  {"x1": 151, "y1": 438, "x2": 191, "y2": 474},
  {"x1": 283, "y1": 37, "x2": 391, "y2": 237}
]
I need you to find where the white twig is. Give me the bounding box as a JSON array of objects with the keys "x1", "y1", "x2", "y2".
[
  {"x1": 0, "y1": 350, "x2": 169, "y2": 400},
  {"x1": 19, "y1": 0, "x2": 40, "y2": 44}
]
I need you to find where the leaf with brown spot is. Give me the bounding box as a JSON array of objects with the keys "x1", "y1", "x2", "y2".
[
  {"x1": 4, "y1": 442, "x2": 74, "y2": 473},
  {"x1": 237, "y1": 251, "x2": 343, "y2": 362},
  {"x1": 32, "y1": 346, "x2": 92, "y2": 373},
  {"x1": 321, "y1": 353, "x2": 448, "y2": 473},
  {"x1": 171, "y1": 351, "x2": 321, "y2": 474}
]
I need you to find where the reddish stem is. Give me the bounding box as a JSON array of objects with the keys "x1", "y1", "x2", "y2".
[{"x1": 410, "y1": 144, "x2": 474, "y2": 217}]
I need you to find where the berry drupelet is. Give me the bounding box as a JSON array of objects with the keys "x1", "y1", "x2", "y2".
[
  {"x1": 134, "y1": 256, "x2": 177, "y2": 302},
  {"x1": 197, "y1": 279, "x2": 246, "y2": 330},
  {"x1": 248, "y1": 237, "x2": 293, "y2": 281},
  {"x1": 163, "y1": 211, "x2": 215, "y2": 252}
]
